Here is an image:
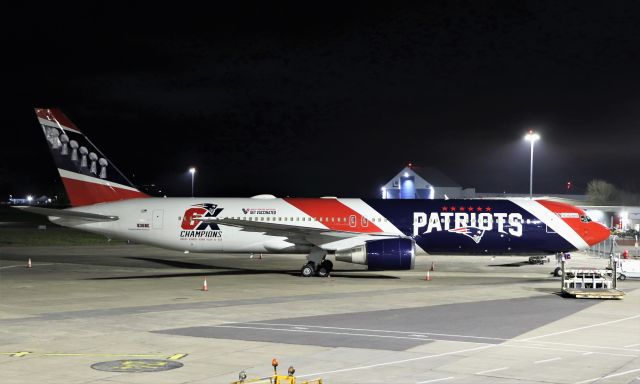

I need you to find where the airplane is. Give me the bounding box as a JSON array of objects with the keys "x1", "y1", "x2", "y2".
[{"x1": 17, "y1": 108, "x2": 611, "y2": 277}]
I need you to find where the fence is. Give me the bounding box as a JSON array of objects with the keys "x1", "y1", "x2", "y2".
[{"x1": 587, "y1": 236, "x2": 640, "y2": 258}]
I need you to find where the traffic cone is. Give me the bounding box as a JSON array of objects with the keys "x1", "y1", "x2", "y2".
[
  {"x1": 430, "y1": 262, "x2": 435, "y2": 271},
  {"x1": 425, "y1": 270, "x2": 431, "y2": 281},
  {"x1": 26, "y1": 258, "x2": 32, "y2": 269},
  {"x1": 201, "y1": 277, "x2": 208, "y2": 291}
]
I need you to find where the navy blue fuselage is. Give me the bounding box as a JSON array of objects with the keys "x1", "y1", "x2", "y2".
[{"x1": 364, "y1": 199, "x2": 575, "y2": 255}]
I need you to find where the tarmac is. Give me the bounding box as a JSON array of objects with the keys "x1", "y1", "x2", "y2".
[{"x1": 0, "y1": 244, "x2": 639, "y2": 383}]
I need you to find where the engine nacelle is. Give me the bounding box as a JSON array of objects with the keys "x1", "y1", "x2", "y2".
[{"x1": 335, "y1": 238, "x2": 415, "y2": 270}]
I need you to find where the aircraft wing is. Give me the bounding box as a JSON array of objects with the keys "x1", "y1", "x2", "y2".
[
  {"x1": 197, "y1": 217, "x2": 405, "y2": 247},
  {"x1": 13, "y1": 206, "x2": 119, "y2": 222}
]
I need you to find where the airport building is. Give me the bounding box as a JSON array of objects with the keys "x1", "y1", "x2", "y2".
[{"x1": 381, "y1": 165, "x2": 475, "y2": 199}]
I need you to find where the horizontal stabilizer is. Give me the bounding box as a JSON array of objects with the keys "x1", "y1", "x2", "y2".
[{"x1": 13, "y1": 206, "x2": 119, "y2": 222}]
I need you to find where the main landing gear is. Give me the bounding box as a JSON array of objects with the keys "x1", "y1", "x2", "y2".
[
  {"x1": 300, "y1": 247, "x2": 333, "y2": 277},
  {"x1": 300, "y1": 260, "x2": 333, "y2": 277}
]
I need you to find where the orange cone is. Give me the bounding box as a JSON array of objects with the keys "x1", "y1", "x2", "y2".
[
  {"x1": 26, "y1": 258, "x2": 32, "y2": 269},
  {"x1": 430, "y1": 262, "x2": 435, "y2": 271},
  {"x1": 201, "y1": 277, "x2": 208, "y2": 291},
  {"x1": 425, "y1": 270, "x2": 431, "y2": 281}
]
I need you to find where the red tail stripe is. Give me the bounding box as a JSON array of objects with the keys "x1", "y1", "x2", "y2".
[{"x1": 61, "y1": 177, "x2": 147, "y2": 206}]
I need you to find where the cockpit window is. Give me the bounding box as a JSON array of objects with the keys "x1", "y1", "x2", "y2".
[{"x1": 580, "y1": 215, "x2": 592, "y2": 223}]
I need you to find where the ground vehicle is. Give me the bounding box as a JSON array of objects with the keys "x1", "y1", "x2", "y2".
[
  {"x1": 618, "y1": 259, "x2": 640, "y2": 280},
  {"x1": 528, "y1": 255, "x2": 550, "y2": 265}
]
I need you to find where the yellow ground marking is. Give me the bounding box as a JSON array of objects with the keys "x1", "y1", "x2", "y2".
[
  {"x1": 42, "y1": 353, "x2": 167, "y2": 358},
  {"x1": 0, "y1": 352, "x2": 188, "y2": 359},
  {"x1": 117, "y1": 360, "x2": 169, "y2": 370},
  {"x1": 1, "y1": 352, "x2": 32, "y2": 357}
]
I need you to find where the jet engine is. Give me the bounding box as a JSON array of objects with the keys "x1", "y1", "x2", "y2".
[{"x1": 335, "y1": 238, "x2": 415, "y2": 270}]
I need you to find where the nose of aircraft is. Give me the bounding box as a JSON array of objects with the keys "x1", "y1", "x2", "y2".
[{"x1": 583, "y1": 222, "x2": 611, "y2": 246}]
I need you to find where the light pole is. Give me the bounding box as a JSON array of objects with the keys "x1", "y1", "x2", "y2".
[
  {"x1": 189, "y1": 168, "x2": 196, "y2": 197},
  {"x1": 524, "y1": 130, "x2": 540, "y2": 199}
]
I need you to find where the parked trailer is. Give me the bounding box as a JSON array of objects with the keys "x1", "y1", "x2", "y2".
[
  {"x1": 617, "y1": 259, "x2": 640, "y2": 280},
  {"x1": 560, "y1": 265, "x2": 624, "y2": 299}
]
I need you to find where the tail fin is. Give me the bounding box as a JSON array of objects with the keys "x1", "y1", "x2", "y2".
[{"x1": 35, "y1": 108, "x2": 148, "y2": 206}]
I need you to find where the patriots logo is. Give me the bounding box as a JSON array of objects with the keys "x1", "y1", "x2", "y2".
[
  {"x1": 448, "y1": 226, "x2": 486, "y2": 244},
  {"x1": 191, "y1": 203, "x2": 224, "y2": 230},
  {"x1": 195, "y1": 203, "x2": 222, "y2": 217}
]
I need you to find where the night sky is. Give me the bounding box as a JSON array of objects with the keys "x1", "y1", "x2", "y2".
[{"x1": 3, "y1": 2, "x2": 640, "y2": 201}]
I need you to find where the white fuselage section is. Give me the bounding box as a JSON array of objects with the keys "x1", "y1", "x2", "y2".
[{"x1": 50, "y1": 197, "x2": 402, "y2": 254}]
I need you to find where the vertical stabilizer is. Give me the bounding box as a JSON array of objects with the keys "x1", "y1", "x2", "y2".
[{"x1": 35, "y1": 108, "x2": 148, "y2": 206}]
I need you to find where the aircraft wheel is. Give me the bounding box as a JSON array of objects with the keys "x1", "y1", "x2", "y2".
[
  {"x1": 301, "y1": 263, "x2": 316, "y2": 277},
  {"x1": 317, "y1": 260, "x2": 333, "y2": 277},
  {"x1": 553, "y1": 267, "x2": 563, "y2": 277},
  {"x1": 619, "y1": 274, "x2": 627, "y2": 281}
]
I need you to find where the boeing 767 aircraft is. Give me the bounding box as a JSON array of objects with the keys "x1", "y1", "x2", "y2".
[{"x1": 17, "y1": 108, "x2": 610, "y2": 277}]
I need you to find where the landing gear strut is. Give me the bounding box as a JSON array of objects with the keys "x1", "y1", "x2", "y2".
[
  {"x1": 300, "y1": 247, "x2": 332, "y2": 277},
  {"x1": 317, "y1": 260, "x2": 333, "y2": 277}
]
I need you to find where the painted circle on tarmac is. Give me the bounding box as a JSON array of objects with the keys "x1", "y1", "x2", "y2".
[{"x1": 91, "y1": 359, "x2": 183, "y2": 373}]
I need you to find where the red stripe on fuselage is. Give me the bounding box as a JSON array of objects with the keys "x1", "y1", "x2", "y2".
[
  {"x1": 284, "y1": 198, "x2": 382, "y2": 232},
  {"x1": 61, "y1": 177, "x2": 148, "y2": 206},
  {"x1": 536, "y1": 199, "x2": 584, "y2": 232},
  {"x1": 537, "y1": 199, "x2": 610, "y2": 246},
  {"x1": 537, "y1": 199, "x2": 587, "y2": 242}
]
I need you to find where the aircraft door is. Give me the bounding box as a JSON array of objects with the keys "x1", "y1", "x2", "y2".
[{"x1": 152, "y1": 209, "x2": 164, "y2": 229}]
